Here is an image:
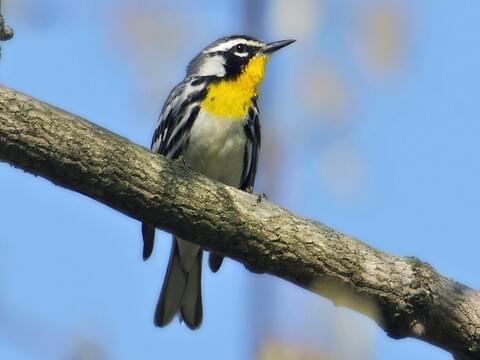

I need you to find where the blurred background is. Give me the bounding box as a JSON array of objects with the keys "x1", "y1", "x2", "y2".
[{"x1": 1, "y1": 0, "x2": 479, "y2": 359}]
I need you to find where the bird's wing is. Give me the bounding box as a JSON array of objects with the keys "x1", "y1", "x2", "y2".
[
  {"x1": 142, "y1": 78, "x2": 208, "y2": 260},
  {"x1": 151, "y1": 79, "x2": 207, "y2": 159},
  {"x1": 240, "y1": 98, "x2": 261, "y2": 191}
]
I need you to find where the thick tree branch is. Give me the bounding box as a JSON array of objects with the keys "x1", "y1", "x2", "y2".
[{"x1": 0, "y1": 85, "x2": 479, "y2": 359}]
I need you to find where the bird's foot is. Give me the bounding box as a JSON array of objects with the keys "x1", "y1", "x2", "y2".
[
  {"x1": 175, "y1": 155, "x2": 190, "y2": 169},
  {"x1": 245, "y1": 186, "x2": 267, "y2": 204},
  {"x1": 256, "y1": 192, "x2": 267, "y2": 204}
]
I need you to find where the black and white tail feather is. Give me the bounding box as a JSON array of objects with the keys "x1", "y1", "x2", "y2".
[{"x1": 141, "y1": 39, "x2": 261, "y2": 329}]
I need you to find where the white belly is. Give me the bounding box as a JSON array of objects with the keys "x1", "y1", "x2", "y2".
[{"x1": 183, "y1": 109, "x2": 246, "y2": 187}]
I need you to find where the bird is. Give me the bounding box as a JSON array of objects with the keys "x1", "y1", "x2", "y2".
[{"x1": 141, "y1": 35, "x2": 295, "y2": 329}]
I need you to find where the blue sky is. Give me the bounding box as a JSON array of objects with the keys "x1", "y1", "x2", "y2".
[{"x1": 1, "y1": 1, "x2": 479, "y2": 359}]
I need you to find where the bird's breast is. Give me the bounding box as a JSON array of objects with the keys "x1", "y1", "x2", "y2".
[
  {"x1": 183, "y1": 109, "x2": 247, "y2": 187},
  {"x1": 200, "y1": 55, "x2": 267, "y2": 118}
]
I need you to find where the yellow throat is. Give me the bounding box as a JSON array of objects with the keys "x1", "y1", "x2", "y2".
[{"x1": 201, "y1": 54, "x2": 268, "y2": 118}]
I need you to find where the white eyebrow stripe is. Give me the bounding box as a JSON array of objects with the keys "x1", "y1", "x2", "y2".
[{"x1": 205, "y1": 39, "x2": 263, "y2": 53}]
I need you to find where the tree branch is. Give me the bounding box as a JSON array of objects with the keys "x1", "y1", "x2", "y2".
[{"x1": 0, "y1": 84, "x2": 478, "y2": 359}]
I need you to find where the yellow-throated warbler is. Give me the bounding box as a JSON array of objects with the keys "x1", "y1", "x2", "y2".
[{"x1": 142, "y1": 35, "x2": 295, "y2": 329}]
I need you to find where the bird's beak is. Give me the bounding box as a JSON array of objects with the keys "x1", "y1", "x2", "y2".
[{"x1": 261, "y1": 39, "x2": 296, "y2": 54}]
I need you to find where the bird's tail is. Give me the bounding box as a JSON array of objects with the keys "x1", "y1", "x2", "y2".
[{"x1": 154, "y1": 238, "x2": 203, "y2": 329}]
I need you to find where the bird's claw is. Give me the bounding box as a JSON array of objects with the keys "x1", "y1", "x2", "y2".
[
  {"x1": 256, "y1": 192, "x2": 267, "y2": 204},
  {"x1": 244, "y1": 186, "x2": 267, "y2": 203},
  {"x1": 175, "y1": 155, "x2": 190, "y2": 169}
]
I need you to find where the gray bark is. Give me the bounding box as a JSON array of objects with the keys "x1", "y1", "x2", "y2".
[{"x1": 0, "y1": 85, "x2": 479, "y2": 359}]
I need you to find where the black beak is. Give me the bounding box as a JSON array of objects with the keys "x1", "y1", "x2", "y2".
[{"x1": 261, "y1": 39, "x2": 296, "y2": 54}]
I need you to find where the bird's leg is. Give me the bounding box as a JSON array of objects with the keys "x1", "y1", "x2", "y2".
[
  {"x1": 245, "y1": 186, "x2": 267, "y2": 204},
  {"x1": 175, "y1": 155, "x2": 190, "y2": 169},
  {"x1": 256, "y1": 192, "x2": 267, "y2": 204}
]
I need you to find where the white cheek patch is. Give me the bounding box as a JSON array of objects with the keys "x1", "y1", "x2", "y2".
[{"x1": 195, "y1": 55, "x2": 226, "y2": 77}]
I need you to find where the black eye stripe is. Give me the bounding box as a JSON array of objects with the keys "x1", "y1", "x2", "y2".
[{"x1": 235, "y1": 44, "x2": 247, "y2": 53}]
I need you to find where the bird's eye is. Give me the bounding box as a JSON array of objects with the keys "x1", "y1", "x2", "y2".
[{"x1": 235, "y1": 44, "x2": 247, "y2": 53}]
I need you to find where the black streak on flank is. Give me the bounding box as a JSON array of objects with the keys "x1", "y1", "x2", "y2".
[
  {"x1": 168, "y1": 106, "x2": 201, "y2": 160},
  {"x1": 188, "y1": 88, "x2": 208, "y2": 104}
]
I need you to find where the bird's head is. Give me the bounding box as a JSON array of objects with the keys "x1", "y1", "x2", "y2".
[{"x1": 187, "y1": 35, "x2": 295, "y2": 82}]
